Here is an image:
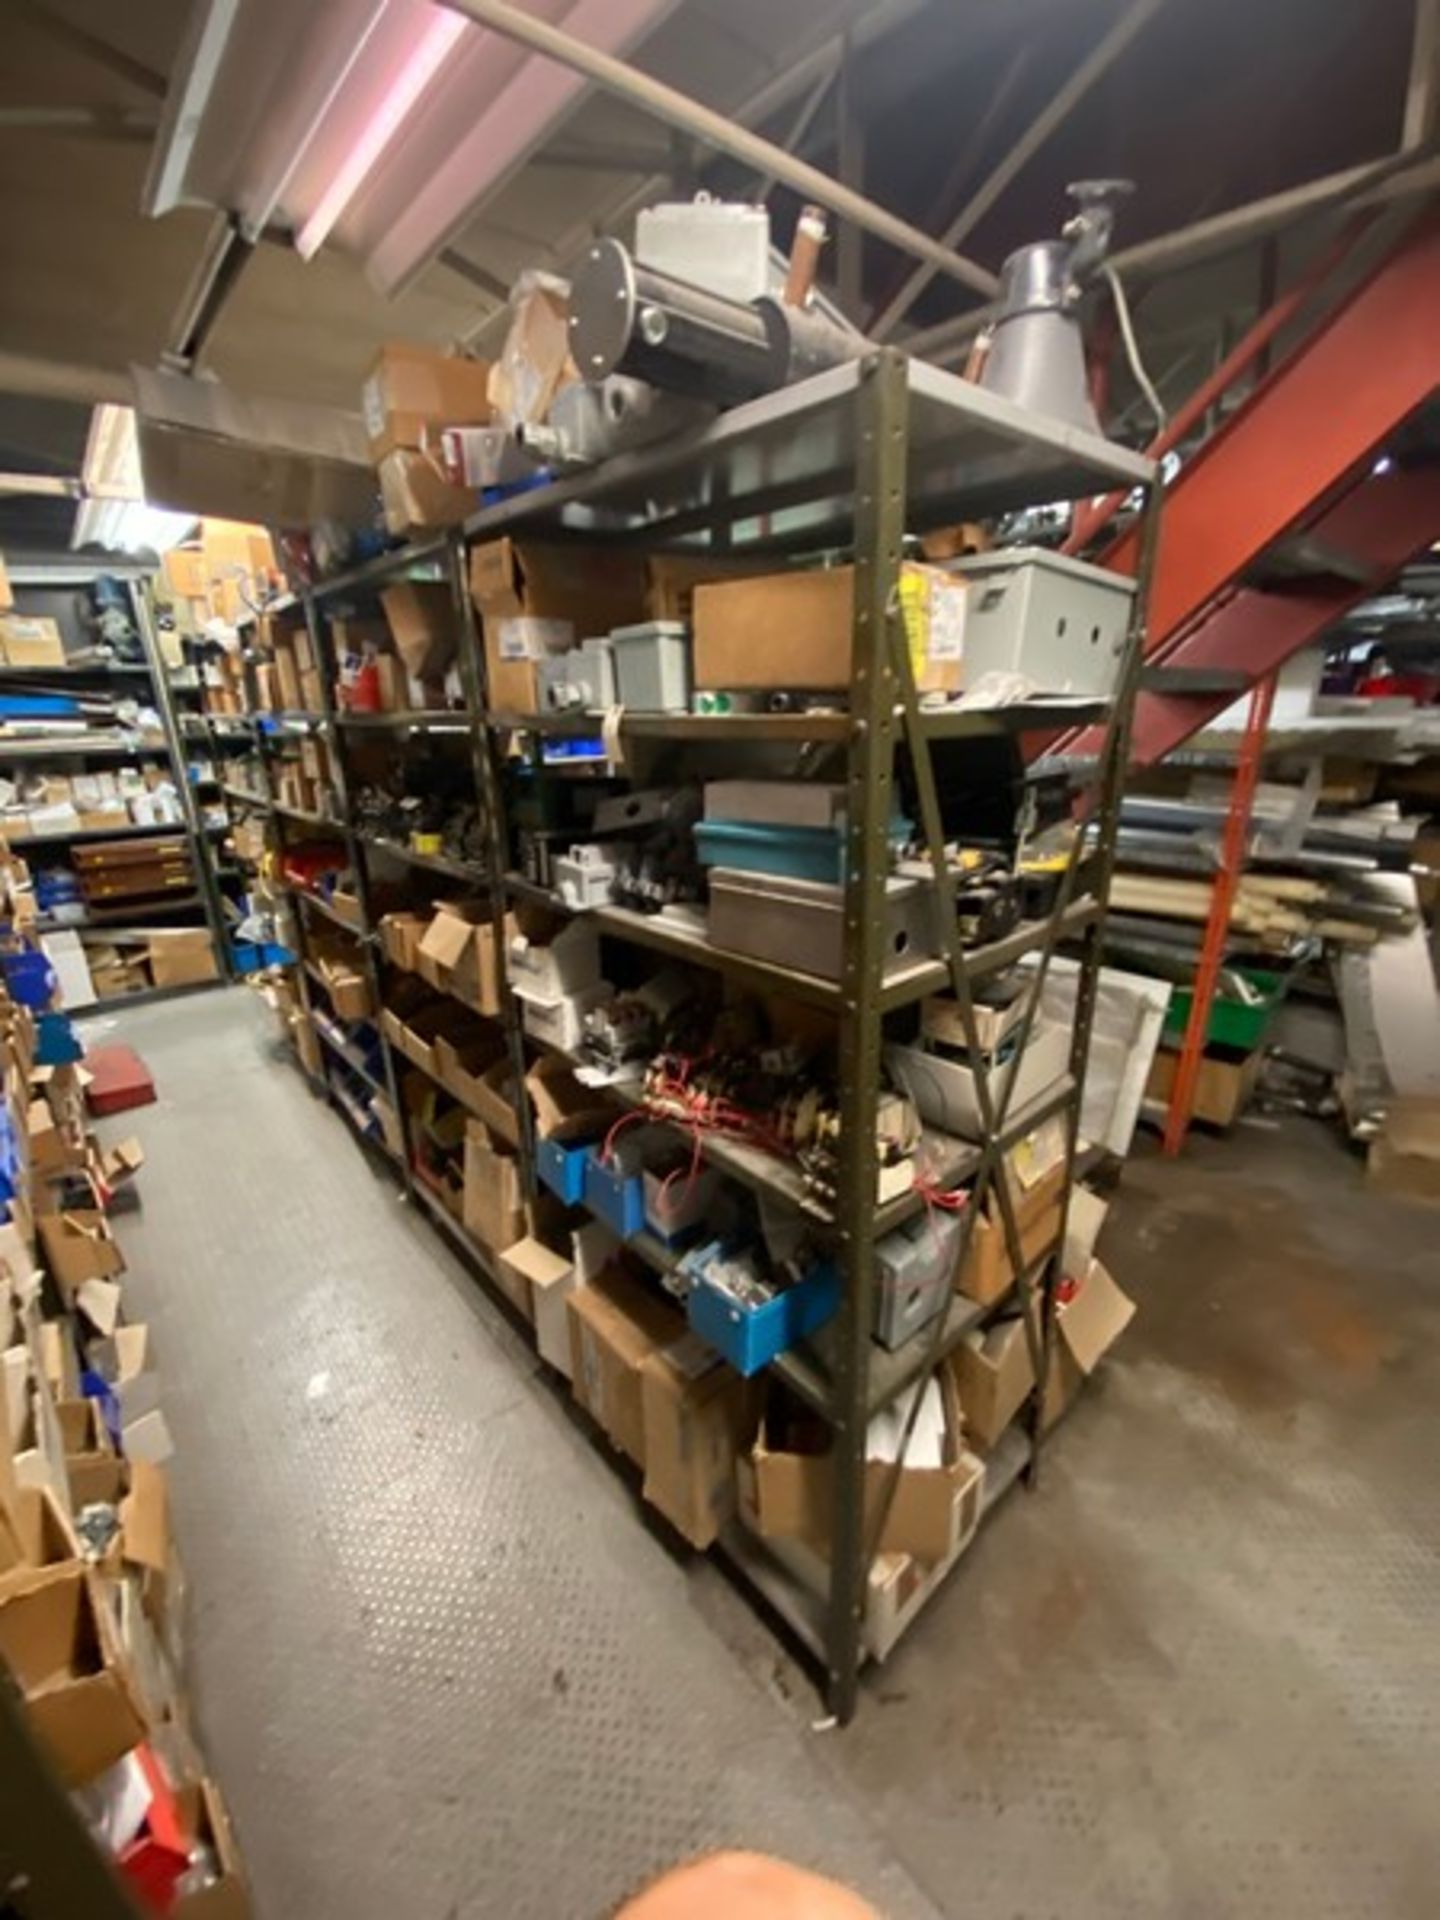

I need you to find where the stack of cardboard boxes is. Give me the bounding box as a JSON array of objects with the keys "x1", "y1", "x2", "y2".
[
  {"x1": 2, "y1": 765, "x2": 185, "y2": 842},
  {"x1": 0, "y1": 861, "x2": 251, "y2": 1910},
  {"x1": 162, "y1": 522, "x2": 278, "y2": 638},
  {"x1": 363, "y1": 343, "x2": 494, "y2": 537}
]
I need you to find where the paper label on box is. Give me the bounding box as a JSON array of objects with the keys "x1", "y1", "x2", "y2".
[
  {"x1": 497, "y1": 616, "x2": 572, "y2": 662},
  {"x1": 361, "y1": 375, "x2": 386, "y2": 441},
  {"x1": 1012, "y1": 1114, "x2": 1067, "y2": 1190},
  {"x1": 926, "y1": 579, "x2": 967, "y2": 661}
]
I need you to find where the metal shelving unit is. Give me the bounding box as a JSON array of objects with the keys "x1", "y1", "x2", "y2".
[
  {"x1": 252, "y1": 351, "x2": 1156, "y2": 1721},
  {"x1": 0, "y1": 566, "x2": 230, "y2": 1002}
]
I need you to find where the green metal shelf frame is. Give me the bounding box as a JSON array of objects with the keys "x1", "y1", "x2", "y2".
[{"x1": 252, "y1": 349, "x2": 1157, "y2": 1724}]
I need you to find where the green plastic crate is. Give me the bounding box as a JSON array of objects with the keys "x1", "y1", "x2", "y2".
[{"x1": 1162, "y1": 968, "x2": 1285, "y2": 1052}]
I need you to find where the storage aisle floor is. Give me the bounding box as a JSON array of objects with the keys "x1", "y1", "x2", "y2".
[{"x1": 94, "y1": 989, "x2": 1439, "y2": 1919}]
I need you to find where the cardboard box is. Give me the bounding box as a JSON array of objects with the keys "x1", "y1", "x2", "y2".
[
  {"x1": 0, "y1": 551, "x2": 12, "y2": 610},
  {"x1": 147, "y1": 930, "x2": 219, "y2": 990},
  {"x1": 489, "y1": 280, "x2": 574, "y2": 428},
  {"x1": 417, "y1": 900, "x2": 491, "y2": 1002},
  {"x1": 0, "y1": 614, "x2": 67, "y2": 669},
  {"x1": 378, "y1": 447, "x2": 474, "y2": 536},
  {"x1": 1146, "y1": 1044, "x2": 1262, "y2": 1129},
  {"x1": 274, "y1": 643, "x2": 304, "y2": 713},
  {"x1": 955, "y1": 1162, "x2": 1068, "y2": 1306},
  {"x1": 437, "y1": 1029, "x2": 509, "y2": 1127},
  {"x1": 645, "y1": 553, "x2": 770, "y2": 623},
  {"x1": 391, "y1": 998, "x2": 476, "y2": 1077},
  {"x1": 640, "y1": 1333, "x2": 752, "y2": 1549},
  {"x1": 0, "y1": 1484, "x2": 78, "y2": 1592},
  {"x1": 750, "y1": 1372, "x2": 972, "y2": 1563},
  {"x1": 0, "y1": 1566, "x2": 145, "y2": 1785},
  {"x1": 38, "y1": 1210, "x2": 125, "y2": 1304},
  {"x1": 163, "y1": 548, "x2": 207, "y2": 599},
  {"x1": 380, "y1": 581, "x2": 458, "y2": 681},
  {"x1": 526, "y1": 1053, "x2": 613, "y2": 1141},
  {"x1": 693, "y1": 561, "x2": 964, "y2": 693},
  {"x1": 953, "y1": 1257, "x2": 1137, "y2": 1445},
  {"x1": 461, "y1": 1121, "x2": 526, "y2": 1256},
  {"x1": 504, "y1": 1235, "x2": 577, "y2": 1375},
  {"x1": 566, "y1": 1267, "x2": 685, "y2": 1467},
  {"x1": 362, "y1": 342, "x2": 494, "y2": 462},
  {"x1": 379, "y1": 911, "x2": 428, "y2": 972},
  {"x1": 952, "y1": 1316, "x2": 1036, "y2": 1452},
  {"x1": 469, "y1": 538, "x2": 647, "y2": 712},
  {"x1": 174, "y1": 1778, "x2": 252, "y2": 1920},
  {"x1": 1366, "y1": 1098, "x2": 1440, "y2": 1205}
]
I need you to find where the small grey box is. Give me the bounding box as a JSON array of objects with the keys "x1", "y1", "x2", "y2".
[
  {"x1": 873, "y1": 1209, "x2": 964, "y2": 1350},
  {"x1": 610, "y1": 620, "x2": 691, "y2": 712},
  {"x1": 708, "y1": 868, "x2": 938, "y2": 983},
  {"x1": 954, "y1": 547, "x2": 1135, "y2": 698}
]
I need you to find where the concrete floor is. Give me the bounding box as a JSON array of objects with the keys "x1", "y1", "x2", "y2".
[{"x1": 91, "y1": 988, "x2": 1439, "y2": 1919}]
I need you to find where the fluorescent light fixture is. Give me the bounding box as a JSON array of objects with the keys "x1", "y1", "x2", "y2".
[
  {"x1": 71, "y1": 497, "x2": 196, "y2": 557},
  {"x1": 295, "y1": 5, "x2": 468, "y2": 260}
]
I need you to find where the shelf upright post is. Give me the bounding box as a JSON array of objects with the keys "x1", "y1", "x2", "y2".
[
  {"x1": 306, "y1": 591, "x2": 414, "y2": 1191},
  {"x1": 449, "y1": 534, "x2": 539, "y2": 1188},
  {"x1": 126, "y1": 578, "x2": 232, "y2": 979},
  {"x1": 825, "y1": 349, "x2": 910, "y2": 1726},
  {"x1": 1034, "y1": 481, "x2": 1166, "y2": 1470}
]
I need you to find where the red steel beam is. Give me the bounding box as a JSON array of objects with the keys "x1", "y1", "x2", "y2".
[
  {"x1": 1103, "y1": 211, "x2": 1440, "y2": 646},
  {"x1": 1089, "y1": 461, "x2": 1440, "y2": 762}
]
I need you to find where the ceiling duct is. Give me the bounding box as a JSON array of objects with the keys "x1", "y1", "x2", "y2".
[{"x1": 131, "y1": 367, "x2": 377, "y2": 526}]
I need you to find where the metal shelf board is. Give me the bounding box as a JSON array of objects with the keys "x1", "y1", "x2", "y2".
[
  {"x1": 462, "y1": 357, "x2": 1153, "y2": 550},
  {"x1": 6, "y1": 821, "x2": 192, "y2": 849},
  {"x1": 877, "y1": 897, "x2": 1102, "y2": 1009},
  {"x1": 75, "y1": 892, "x2": 207, "y2": 925},
  {"x1": 220, "y1": 784, "x2": 266, "y2": 809},
  {"x1": 918, "y1": 697, "x2": 1112, "y2": 739},
  {"x1": 333, "y1": 710, "x2": 473, "y2": 734},
  {"x1": 290, "y1": 886, "x2": 368, "y2": 939},
  {"x1": 310, "y1": 537, "x2": 450, "y2": 603},
  {"x1": 273, "y1": 801, "x2": 343, "y2": 831},
  {"x1": 489, "y1": 709, "x2": 851, "y2": 745},
  {"x1": 0, "y1": 661, "x2": 152, "y2": 682},
  {"x1": 358, "y1": 833, "x2": 484, "y2": 883},
  {"x1": 310, "y1": 1009, "x2": 383, "y2": 1093},
  {"x1": 0, "y1": 736, "x2": 170, "y2": 760}
]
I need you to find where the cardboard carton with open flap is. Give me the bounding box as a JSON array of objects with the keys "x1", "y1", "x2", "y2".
[
  {"x1": 0, "y1": 1565, "x2": 146, "y2": 1785},
  {"x1": 416, "y1": 899, "x2": 492, "y2": 1002},
  {"x1": 640, "y1": 1332, "x2": 756, "y2": 1550},
  {"x1": 38, "y1": 1209, "x2": 125, "y2": 1305},
  {"x1": 953, "y1": 1256, "x2": 1136, "y2": 1449},
  {"x1": 461, "y1": 1121, "x2": 527, "y2": 1258},
  {"x1": 750, "y1": 1370, "x2": 980, "y2": 1565},
  {"x1": 468, "y1": 537, "x2": 647, "y2": 713}
]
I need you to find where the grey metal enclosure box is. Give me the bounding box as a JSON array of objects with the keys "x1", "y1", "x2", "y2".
[{"x1": 953, "y1": 546, "x2": 1136, "y2": 697}]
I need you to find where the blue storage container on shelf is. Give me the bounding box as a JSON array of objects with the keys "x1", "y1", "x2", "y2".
[
  {"x1": 583, "y1": 1146, "x2": 648, "y2": 1238},
  {"x1": 684, "y1": 1243, "x2": 841, "y2": 1377},
  {"x1": 694, "y1": 815, "x2": 909, "y2": 885},
  {"x1": 1, "y1": 949, "x2": 56, "y2": 1009},
  {"x1": 538, "y1": 1135, "x2": 595, "y2": 1207}
]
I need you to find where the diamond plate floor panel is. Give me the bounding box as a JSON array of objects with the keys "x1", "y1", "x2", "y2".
[
  {"x1": 86, "y1": 989, "x2": 1440, "y2": 1920},
  {"x1": 95, "y1": 990, "x2": 938, "y2": 1920}
]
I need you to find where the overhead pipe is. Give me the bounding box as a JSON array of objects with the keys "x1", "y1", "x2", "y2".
[{"x1": 433, "y1": 0, "x2": 999, "y2": 298}]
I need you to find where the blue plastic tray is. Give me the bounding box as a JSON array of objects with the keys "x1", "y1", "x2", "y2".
[
  {"x1": 685, "y1": 1244, "x2": 841, "y2": 1376},
  {"x1": 538, "y1": 1136, "x2": 593, "y2": 1207},
  {"x1": 583, "y1": 1148, "x2": 647, "y2": 1238},
  {"x1": 696, "y1": 815, "x2": 909, "y2": 885}
]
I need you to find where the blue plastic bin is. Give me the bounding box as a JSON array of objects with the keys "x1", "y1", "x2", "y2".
[
  {"x1": 231, "y1": 940, "x2": 294, "y2": 975},
  {"x1": 1, "y1": 950, "x2": 56, "y2": 1009},
  {"x1": 583, "y1": 1148, "x2": 647, "y2": 1238},
  {"x1": 695, "y1": 816, "x2": 909, "y2": 885},
  {"x1": 685, "y1": 1245, "x2": 841, "y2": 1376},
  {"x1": 537, "y1": 1136, "x2": 594, "y2": 1207}
]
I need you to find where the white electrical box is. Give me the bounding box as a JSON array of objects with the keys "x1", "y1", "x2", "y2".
[{"x1": 635, "y1": 197, "x2": 771, "y2": 305}]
